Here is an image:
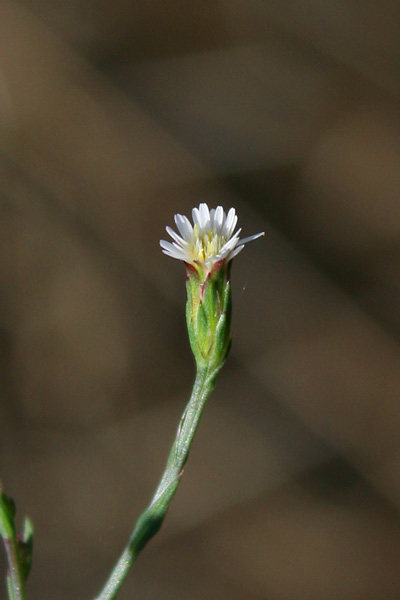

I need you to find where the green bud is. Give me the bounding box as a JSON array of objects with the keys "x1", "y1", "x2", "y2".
[{"x1": 185, "y1": 260, "x2": 232, "y2": 372}]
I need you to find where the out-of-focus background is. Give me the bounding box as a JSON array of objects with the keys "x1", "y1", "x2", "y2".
[{"x1": 1, "y1": 1, "x2": 400, "y2": 599}]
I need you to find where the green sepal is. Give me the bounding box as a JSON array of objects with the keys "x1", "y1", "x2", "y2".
[
  {"x1": 213, "y1": 280, "x2": 231, "y2": 364},
  {"x1": 185, "y1": 261, "x2": 232, "y2": 372}
]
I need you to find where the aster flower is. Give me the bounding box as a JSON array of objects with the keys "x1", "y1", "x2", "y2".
[
  {"x1": 160, "y1": 203, "x2": 264, "y2": 370},
  {"x1": 160, "y1": 203, "x2": 264, "y2": 274}
]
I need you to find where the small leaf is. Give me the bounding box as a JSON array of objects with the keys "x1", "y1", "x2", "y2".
[
  {"x1": 0, "y1": 492, "x2": 16, "y2": 540},
  {"x1": 18, "y1": 518, "x2": 34, "y2": 581},
  {"x1": 1, "y1": 493, "x2": 16, "y2": 523}
]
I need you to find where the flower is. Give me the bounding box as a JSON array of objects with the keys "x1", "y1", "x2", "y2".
[
  {"x1": 160, "y1": 203, "x2": 264, "y2": 272},
  {"x1": 161, "y1": 204, "x2": 264, "y2": 370}
]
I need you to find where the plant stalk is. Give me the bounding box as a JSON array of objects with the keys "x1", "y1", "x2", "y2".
[
  {"x1": 0, "y1": 493, "x2": 26, "y2": 600},
  {"x1": 94, "y1": 364, "x2": 217, "y2": 600}
]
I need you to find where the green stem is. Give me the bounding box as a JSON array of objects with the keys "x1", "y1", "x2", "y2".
[
  {"x1": 3, "y1": 538, "x2": 25, "y2": 600},
  {"x1": 0, "y1": 494, "x2": 25, "y2": 600},
  {"x1": 94, "y1": 365, "x2": 218, "y2": 600}
]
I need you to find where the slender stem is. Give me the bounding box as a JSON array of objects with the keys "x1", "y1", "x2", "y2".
[
  {"x1": 3, "y1": 538, "x2": 25, "y2": 600},
  {"x1": 0, "y1": 493, "x2": 25, "y2": 600},
  {"x1": 94, "y1": 365, "x2": 217, "y2": 600}
]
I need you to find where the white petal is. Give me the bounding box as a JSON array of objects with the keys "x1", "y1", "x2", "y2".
[
  {"x1": 224, "y1": 229, "x2": 242, "y2": 249},
  {"x1": 166, "y1": 226, "x2": 186, "y2": 246},
  {"x1": 214, "y1": 206, "x2": 224, "y2": 231},
  {"x1": 160, "y1": 239, "x2": 180, "y2": 253},
  {"x1": 161, "y1": 249, "x2": 185, "y2": 260},
  {"x1": 174, "y1": 214, "x2": 194, "y2": 240},
  {"x1": 160, "y1": 240, "x2": 187, "y2": 260},
  {"x1": 160, "y1": 239, "x2": 178, "y2": 252},
  {"x1": 216, "y1": 248, "x2": 231, "y2": 261},
  {"x1": 229, "y1": 244, "x2": 245, "y2": 259},
  {"x1": 192, "y1": 206, "x2": 200, "y2": 226},
  {"x1": 198, "y1": 203, "x2": 210, "y2": 230},
  {"x1": 240, "y1": 231, "x2": 265, "y2": 245},
  {"x1": 222, "y1": 208, "x2": 238, "y2": 239}
]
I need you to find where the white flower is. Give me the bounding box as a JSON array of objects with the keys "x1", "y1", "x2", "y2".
[{"x1": 160, "y1": 203, "x2": 264, "y2": 268}]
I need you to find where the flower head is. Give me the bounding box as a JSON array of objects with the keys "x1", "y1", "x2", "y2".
[
  {"x1": 161, "y1": 203, "x2": 264, "y2": 370},
  {"x1": 160, "y1": 203, "x2": 264, "y2": 274}
]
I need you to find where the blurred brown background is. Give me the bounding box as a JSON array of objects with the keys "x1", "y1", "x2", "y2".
[{"x1": 1, "y1": 1, "x2": 400, "y2": 599}]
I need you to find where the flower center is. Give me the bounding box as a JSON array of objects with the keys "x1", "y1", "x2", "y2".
[{"x1": 190, "y1": 225, "x2": 226, "y2": 262}]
